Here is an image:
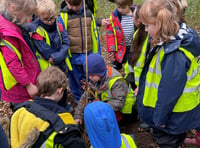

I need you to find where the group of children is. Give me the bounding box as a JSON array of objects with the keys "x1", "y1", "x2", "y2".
[{"x1": 0, "y1": 0, "x2": 200, "y2": 147}]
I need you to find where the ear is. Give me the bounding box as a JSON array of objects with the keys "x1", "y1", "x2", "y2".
[{"x1": 57, "y1": 87, "x2": 64, "y2": 95}]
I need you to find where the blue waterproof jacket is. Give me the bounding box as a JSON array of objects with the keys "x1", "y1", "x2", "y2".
[
  {"x1": 137, "y1": 23, "x2": 200, "y2": 134},
  {"x1": 28, "y1": 19, "x2": 70, "y2": 72}
]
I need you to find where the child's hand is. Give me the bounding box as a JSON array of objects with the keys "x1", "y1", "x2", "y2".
[
  {"x1": 26, "y1": 83, "x2": 38, "y2": 98},
  {"x1": 134, "y1": 87, "x2": 138, "y2": 96},
  {"x1": 48, "y1": 57, "x2": 54, "y2": 64},
  {"x1": 101, "y1": 18, "x2": 111, "y2": 27},
  {"x1": 107, "y1": 52, "x2": 115, "y2": 60},
  {"x1": 155, "y1": 124, "x2": 166, "y2": 128},
  {"x1": 75, "y1": 119, "x2": 82, "y2": 125}
]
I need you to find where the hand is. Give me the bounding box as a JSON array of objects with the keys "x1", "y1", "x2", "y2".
[
  {"x1": 101, "y1": 18, "x2": 111, "y2": 27},
  {"x1": 107, "y1": 52, "x2": 115, "y2": 59},
  {"x1": 26, "y1": 83, "x2": 38, "y2": 98},
  {"x1": 155, "y1": 124, "x2": 166, "y2": 128},
  {"x1": 75, "y1": 119, "x2": 82, "y2": 125},
  {"x1": 48, "y1": 57, "x2": 54, "y2": 64},
  {"x1": 134, "y1": 87, "x2": 138, "y2": 96}
]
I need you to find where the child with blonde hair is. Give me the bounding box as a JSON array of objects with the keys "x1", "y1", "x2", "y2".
[
  {"x1": 0, "y1": 0, "x2": 40, "y2": 103},
  {"x1": 30, "y1": 0, "x2": 70, "y2": 73},
  {"x1": 136, "y1": 0, "x2": 200, "y2": 147}
]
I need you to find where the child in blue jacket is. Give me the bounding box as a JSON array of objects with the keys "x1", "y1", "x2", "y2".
[{"x1": 29, "y1": 0, "x2": 70, "y2": 73}]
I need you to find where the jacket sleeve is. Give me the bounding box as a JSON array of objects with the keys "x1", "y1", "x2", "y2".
[
  {"x1": 32, "y1": 35, "x2": 55, "y2": 60},
  {"x1": 2, "y1": 36, "x2": 31, "y2": 86},
  {"x1": 74, "y1": 91, "x2": 95, "y2": 120},
  {"x1": 153, "y1": 50, "x2": 190, "y2": 126},
  {"x1": 108, "y1": 79, "x2": 128, "y2": 111},
  {"x1": 50, "y1": 29, "x2": 70, "y2": 65}
]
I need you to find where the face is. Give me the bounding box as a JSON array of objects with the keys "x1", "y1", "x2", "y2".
[
  {"x1": 40, "y1": 13, "x2": 56, "y2": 25},
  {"x1": 89, "y1": 75, "x2": 101, "y2": 83},
  {"x1": 143, "y1": 23, "x2": 156, "y2": 38},
  {"x1": 66, "y1": 1, "x2": 82, "y2": 12},
  {"x1": 117, "y1": 5, "x2": 130, "y2": 15}
]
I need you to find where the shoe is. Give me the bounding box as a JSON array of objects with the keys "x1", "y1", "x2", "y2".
[
  {"x1": 184, "y1": 132, "x2": 200, "y2": 147},
  {"x1": 138, "y1": 123, "x2": 153, "y2": 134}
]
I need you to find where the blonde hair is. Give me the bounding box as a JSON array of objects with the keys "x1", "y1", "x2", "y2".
[
  {"x1": 37, "y1": 66, "x2": 67, "y2": 97},
  {"x1": 140, "y1": 0, "x2": 180, "y2": 46},
  {"x1": 1, "y1": 0, "x2": 36, "y2": 22},
  {"x1": 36, "y1": 0, "x2": 56, "y2": 17}
]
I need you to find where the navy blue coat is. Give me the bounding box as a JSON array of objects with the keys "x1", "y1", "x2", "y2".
[{"x1": 137, "y1": 23, "x2": 200, "y2": 134}]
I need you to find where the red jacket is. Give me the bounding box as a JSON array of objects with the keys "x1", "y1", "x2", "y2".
[
  {"x1": 106, "y1": 12, "x2": 126, "y2": 63},
  {"x1": 0, "y1": 15, "x2": 41, "y2": 103}
]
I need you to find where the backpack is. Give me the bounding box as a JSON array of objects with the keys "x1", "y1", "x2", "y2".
[{"x1": 11, "y1": 101, "x2": 86, "y2": 148}]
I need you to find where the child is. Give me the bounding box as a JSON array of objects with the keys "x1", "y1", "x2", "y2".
[
  {"x1": 84, "y1": 101, "x2": 137, "y2": 148},
  {"x1": 10, "y1": 66, "x2": 86, "y2": 148},
  {"x1": 74, "y1": 53, "x2": 136, "y2": 125},
  {"x1": 137, "y1": 0, "x2": 200, "y2": 147},
  {"x1": 58, "y1": 0, "x2": 101, "y2": 103},
  {"x1": 0, "y1": 0, "x2": 40, "y2": 103},
  {"x1": 30, "y1": 0, "x2": 70, "y2": 73},
  {"x1": 106, "y1": 0, "x2": 135, "y2": 71}
]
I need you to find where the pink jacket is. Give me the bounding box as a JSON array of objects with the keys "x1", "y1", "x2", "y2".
[{"x1": 0, "y1": 15, "x2": 41, "y2": 103}]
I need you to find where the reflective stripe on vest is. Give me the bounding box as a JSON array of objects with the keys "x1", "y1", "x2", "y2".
[
  {"x1": 0, "y1": 39, "x2": 23, "y2": 90},
  {"x1": 36, "y1": 25, "x2": 72, "y2": 71},
  {"x1": 134, "y1": 33, "x2": 149, "y2": 86},
  {"x1": 143, "y1": 46, "x2": 200, "y2": 112},
  {"x1": 124, "y1": 61, "x2": 134, "y2": 79},
  {"x1": 99, "y1": 67, "x2": 136, "y2": 114},
  {"x1": 60, "y1": 12, "x2": 99, "y2": 53},
  {"x1": 121, "y1": 133, "x2": 137, "y2": 148},
  {"x1": 110, "y1": 15, "x2": 118, "y2": 51},
  {"x1": 93, "y1": 0, "x2": 97, "y2": 17}
]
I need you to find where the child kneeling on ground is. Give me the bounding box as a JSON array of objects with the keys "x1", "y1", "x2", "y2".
[{"x1": 74, "y1": 53, "x2": 136, "y2": 125}]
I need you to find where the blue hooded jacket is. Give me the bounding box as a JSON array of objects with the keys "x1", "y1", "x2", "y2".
[
  {"x1": 137, "y1": 23, "x2": 200, "y2": 134},
  {"x1": 84, "y1": 101, "x2": 121, "y2": 148}
]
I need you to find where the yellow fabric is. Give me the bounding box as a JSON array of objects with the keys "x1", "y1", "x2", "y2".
[
  {"x1": 91, "y1": 14, "x2": 99, "y2": 53},
  {"x1": 11, "y1": 108, "x2": 49, "y2": 148},
  {"x1": 133, "y1": 33, "x2": 149, "y2": 86},
  {"x1": 36, "y1": 25, "x2": 72, "y2": 71},
  {"x1": 120, "y1": 133, "x2": 137, "y2": 148},
  {"x1": 58, "y1": 113, "x2": 76, "y2": 124},
  {"x1": 143, "y1": 47, "x2": 200, "y2": 112},
  {"x1": 0, "y1": 40, "x2": 23, "y2": 90}
]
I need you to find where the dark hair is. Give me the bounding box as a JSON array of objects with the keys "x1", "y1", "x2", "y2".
[
  {"x1": 130, "y1": 5, "x2": 148, "y2": 66},
  {"x1": 115, "y1": 0, "x2": 132, "y2": 7},
  {"x1": 66, "y1": 0, "x2": 82, "y2": 6}
]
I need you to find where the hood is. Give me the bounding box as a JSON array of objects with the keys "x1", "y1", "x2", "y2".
[
  {"x1": 164, "y1": 23, "x2": 200, "y2": 57},
  {"x1": 83, "y1": 54, "x2": 107, "y2": 78},
  {"x1": 84, "y1": 101, "x2": 121, "y2": 148}
]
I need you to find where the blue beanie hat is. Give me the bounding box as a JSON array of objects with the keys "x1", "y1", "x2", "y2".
[
  {"x1": 84, "y1": 101, "x2": 121, "y2": 148},
  {"x1": 83, "y1": 54, "x2": 107, "y2": 77}
]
